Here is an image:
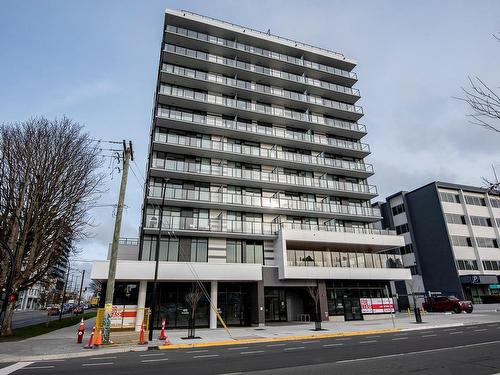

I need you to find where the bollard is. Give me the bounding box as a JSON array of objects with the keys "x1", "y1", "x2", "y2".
[{"x1": 77, "y1": 318, "x2": 85, "y2": 344}]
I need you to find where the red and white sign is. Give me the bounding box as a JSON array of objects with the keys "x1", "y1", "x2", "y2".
[{"x1": 360, "y1": 298, "x2": 394, "y2": 314}]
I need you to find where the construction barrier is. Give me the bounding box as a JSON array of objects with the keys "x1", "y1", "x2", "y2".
[{"x1": 95, "y1": 307, "x2": 150, "y2": 332}]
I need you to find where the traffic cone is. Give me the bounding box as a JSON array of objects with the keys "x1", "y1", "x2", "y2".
[
  {"x1": 94, "y1": 328, "x2": 103, "y2": 348},
  {"x1": 138, "y1": 321, "x2": 147, "y2": 345},
  {"x1": 77, "y1": 317, "x2": 85, "y2": 344},
  {"x1": 83, "y1": 326, "x2": 95, "y2": 349},
  {"x1": 158, "y1": 318, "x2": 166, "y2": 340}
]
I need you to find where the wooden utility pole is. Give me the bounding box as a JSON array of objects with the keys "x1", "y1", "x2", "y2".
[{"x1": 104, "y1": 141, "x2": 133, "y2": 311}]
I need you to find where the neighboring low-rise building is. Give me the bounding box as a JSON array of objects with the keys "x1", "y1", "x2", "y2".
[{"x1": 376, "y1": 181, "x2": 500, "y2": 308}]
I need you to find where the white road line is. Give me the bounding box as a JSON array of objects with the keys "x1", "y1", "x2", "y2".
[
  {"x1": 449, "y1": 331, "x2": 464, "y2": 335},
  {"x1": 283, "y1": 347, "x2": 305, "y2": 351},
  {"x1": 186, "y1": 349, "x2": 209, "y2": 353},
  {"x1": 496, "y1": 327, "x2": 500, "y2": 329},
  {"x1": 336, "y1": 338, "x2": 352, "y2": 341},
  {"x1": 323, "y1": 343, "x2": 344, "y2": 347},
  {"x1": 89, "y1": 356, "x2": 117, "y2": 360},
  {"x1": 474, "y1": 329, "x2": 488, "y2": 332},
  {"x1": 394, "y1": 333, "x2": 408, "y2": 336},
  {"x1": 81, "y1": 362, "x2": 114, "y2": 366},
  {"x1": 215, "y1": 372, "x2": 243, "y2": 375},
  {"x1": 420, "y1": 331, "x2": 434, "y2": 334},
  {"x1": 422, "y1": 334, "x2": 437, "y2": 338},
  {"x1": 443, "y1": 328, "x2": 457, "y2": 331},
  {"x1": 240, "y1": 350, "x2": 265, "y2": 355},
  {"x1": 193, "y1": 354, "x2": 220, "y2": 358},
  {"x1": 19, "y1": 366, "x2": 55, "y2": 370},
  {"x1": 369, "y1": 335, "x2": 381, "y2": 338},
  {"x1": 0, "y1": 362, "x2": 34, "y2": 375},
  {"x1": 359, "y1": 340, "x2": 377, "y2": 344},
  {"x1": 228, "y1": 346, "x2": 249, "y2": 350},
  {"x1": 301, "y1": 340, "x2": 320, "y2": 344},
  {"x1": 392, "y1": 337, "x2": 408, "y2": 341},
  {"x1": 335, "y1": 340, "x2": 500, "y2": 364},
  {"x1": 266, "y1": 343, "x2": 286, "y2": 347},
  {"x1": 141, "y1": 358, "x2": 169, "y2": 363},
  {"x1": 139, "y1": 353, "x2": 166, "y2": 357}
]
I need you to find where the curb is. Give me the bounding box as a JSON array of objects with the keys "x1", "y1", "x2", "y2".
[
  {"x1": 156, "y1": 328, "x2": 401, "y2": 350},
  {"x1": 401, "y1": 323, "x2": 465, "y2": 332}
]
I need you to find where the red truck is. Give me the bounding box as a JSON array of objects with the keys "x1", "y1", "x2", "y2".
[{"x1": 423, "y1": 296, "x2": 473, "y2": 313}]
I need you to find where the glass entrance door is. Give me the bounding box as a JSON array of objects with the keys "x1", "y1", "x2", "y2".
[
  {"x1": 265, "y1": 289, "x2": 287, "y2": 322},
  {"x1": 344, "y1": 298, "x2": 363, "y2": 321}
]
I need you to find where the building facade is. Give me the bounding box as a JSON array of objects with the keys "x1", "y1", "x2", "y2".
[
  {"x1": 376, "y1": 181, "x2": 500, "y2": 307},
  {"x1": 92, "y1": 9, "x2": 409, "y2": 328}
]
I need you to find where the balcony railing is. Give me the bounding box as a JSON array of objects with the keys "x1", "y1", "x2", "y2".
[
  {"x1": 159, "y1": 83, "x2": 363, "y2": 129},
  {"x1": 280, "y1": 222, "x2": 396, "y2": 236},
  {"x1": 118, "y1": 238, "x2": 139, "y2": 246},
  {"x1": 164, "y1": 43, "x2": 361, "y2": 106},
  {"x1": 151, "y1": 159, "x2": 377, "y2": 196},
  {"x1": 286, "y1": 249, "x2": 403, "y2": 269},
  {"x1": 147, "y1": 188, "x2": 381, "y2": 218},
  {"x1": 153, "y1": 132, "x2": 372, "y2": 173},
  {"x1": 166, "y1": 23, "x2": 357, "y2": 81},
  {"x1": 162, "y1": 64, "x2": 362, "y2": 114}
]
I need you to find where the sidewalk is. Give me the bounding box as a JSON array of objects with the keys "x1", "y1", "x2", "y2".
[{"x1": 1, "y1": 311, "x2": 499, "y2": 362}]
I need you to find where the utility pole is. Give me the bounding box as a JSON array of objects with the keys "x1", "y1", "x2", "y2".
[
  {"x1": 59, "y1": 264, "x2": 70, "y2": 321},
  {"x1": 105, "y1": 141, "x2": 133, "y2": 312},
  {"x1": 77, "y1": 269, "x2": 85, "y2": 309}
]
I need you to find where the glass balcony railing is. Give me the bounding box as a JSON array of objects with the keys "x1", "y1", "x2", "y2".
[
  {"x1": 145, "y1": 215, "x2": 278, "y2": 235},
  {"x1": 286, "y1": 249, "x2": 404, "y2": 269},
  {"x1": 159, "y1": 83, "x2": 364, "y2": 134},
  {"x1": 162, "y1": 63, "x2": 362, "y2": 115},
  {"x1": 164, "y1": 43, "x2": 361, "y2": 105},
  {"x1": 280, "y1": 222, "x2": 396, "y2": 236},
  {"x1": 156, "y1": 106, "x2": 368, "y2": 153},
  {"x1": 147, "y1": 188, "x2": 381, "y2": 219},
  {"x1": 165, "y1": 23, "x2": 358, "y2": 81},
  {"x1": 151, "y1": 159, "x2": 377, "y2": 196},
  {"x1": 153, "y1": 132, "x2": 372, "y2": 174}
]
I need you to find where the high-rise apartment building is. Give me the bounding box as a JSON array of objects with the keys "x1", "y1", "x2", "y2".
[
  {"x1": 92, "y1": 9, "x2": 409, "y2": 328},
  {"x1": 376, "y1": 181, "x2": 500, "y2": 308}
]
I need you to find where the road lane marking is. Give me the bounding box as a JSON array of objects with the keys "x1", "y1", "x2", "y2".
[
  {"x1": 140, "y1": 353, "x2": 166, "y2": 357},
  {"x1": 284, "y1": 347, "x2": 305, "y2": 351},
  {"x1": 443, "y1": 328, "x2": 457, "y2": 331},
  {"x1": 323, "y1": 343, "x2": 344, "y2": 347},
  {"x1": 336, "y1": 338, "x2": 352, "y2": 341},
  {"x1": 215, "y1": 373, "x2": 243, "y2": 375},
  {"x1": 394, "y1": 333, "x2": 408, "y2": 336},
  {"x1": 19, "y1": 366, "x2": 55, "y2": 370},
  {"x1": 422, "y1": 334, "x2": 437, "y2": 338},
  {"x1": 228, "y1": 346, "x2": 249, "y2": 350},
  {"x1": 81, "y1": 362, "x2": 114, "y2": 366},
  {"x1": 186, "y1": 349, "x2": 209, "y2": 353},
  {"x1": 141, "y1": 358, "x2": 169, "y2": 363},
  {"x1": 301, "y1": 340, "x2": 320, "y2": 344},
  {"x1": 0, "y1": 362, "x2": 34, "y2": 375},
  {"x1": 474, "y1": 329, "x2": 488, "y2": 332},
  {"x1": 240, "y1": 350, "x2": 265, "y2": 355},
  {"x1": 392, "y1": 337, "x2": 408, "y2": 341},
  {"x1": 89, "y1": 356, "x2": 117, "y2": 360},
  {"x1": 359, "y1": 340, "x2": 377, "y2": 344},
  {"x1": 193, "y1": 354, "x2": 220, "y2": 358},
  {"x1": 335, "y1": 340, "x2": 500, "y2": 364},
  {"x1": 449, "y1": 331, "x2": 463, "y2": 335},
  {"x1": 266, "y1": 343, "x2": 286, "y2": 347}
]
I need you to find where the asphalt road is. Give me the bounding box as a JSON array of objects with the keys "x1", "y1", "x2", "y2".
[
  {"x1": 11, "y1": 310, "x2": 73, "y2": 329},
  {"x1": 3, "y1": 321, "x2": 500, "y2": 374}
]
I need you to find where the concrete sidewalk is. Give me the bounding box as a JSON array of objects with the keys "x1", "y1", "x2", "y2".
[{"x1": 1, "y1": 311, "x2": 499, "y2": 362}]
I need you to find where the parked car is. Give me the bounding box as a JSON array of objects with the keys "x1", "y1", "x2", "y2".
[
  {"x1": 47, "y1": 306, "x2": 60, "y2": 316},
  {"x1": 72, "y1": 305, "x2": 84, "y2": 314},
  {"x1": 423, "y1": 296, "x2": 473, "y2": 313}
]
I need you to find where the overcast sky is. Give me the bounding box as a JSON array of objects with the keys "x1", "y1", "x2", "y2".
[{"x1": 1, "y1": 0, "x2": 499, "y2": 262}]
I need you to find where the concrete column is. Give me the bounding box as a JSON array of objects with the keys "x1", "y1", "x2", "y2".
[
  {"x1": 210, "y1": 281, "x2": 218, "y2": 329},
  {"x1": 318, "y1": 280, "x2": 329, "y2": 321},
  {"x1": 257, "y1": 281, "x2": 265, "y2": 327},
  {"x1": 135, "y1": 280, "x2": 148, "y2": 332}
]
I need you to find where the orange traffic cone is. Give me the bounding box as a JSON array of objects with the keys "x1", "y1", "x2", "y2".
[
  {"x1": 158, "y1": 318, "x2": 167, "y2": 340},
  {"x1": 138, "y1": 321, "x2": 147, "y2": 345},
  {"x1": 94, "y1": 328, "x2": 103, "y2": 348},
  {"x1": 77, "y1": 318, "x2": 85, "y2": 344},
  {"x1": 83, "y1": 326, "x2": 95, "y2": 349}
]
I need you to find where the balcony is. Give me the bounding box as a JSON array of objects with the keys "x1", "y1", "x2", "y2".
[
  {"x1": 165, "y1": 24, "x2": 358, "y2": 86},
  {"x1": 150, "y1": 159, "x2": 377, "y2": 199},
  {"x1": 161, "y1": 63, "x2": 362, "y2": 116},
  {"x1": 156, "y1": 106, "x2": 369, "y2": 156},
  {"x1": 158, "y1": 85, "x2": 363, "y2": 137},
  {"x1": 146, "y1": 188, "x2": 381, "y2": 221},
  {"x1": 152, "y1": 132, "x2": 372, "y2": 175},
  {"x1": 162, "y1": 44, "x2": 362, "y2": 115}
]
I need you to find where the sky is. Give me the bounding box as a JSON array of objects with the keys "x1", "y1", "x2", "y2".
[{"x1": 1, "y1": 0, "x2": 500, "y2": 267}]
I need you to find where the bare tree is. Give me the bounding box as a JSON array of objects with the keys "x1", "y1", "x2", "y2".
[
  {"x1": 88, "y1": 279, "x2": 102, "y2": 297},
  {"x1": 185, "y1": 283, "x2": 203, "y2": 338},
  {"x1": 306, "y1": 284, "x2": 322, "y2": 330},
  {"x1": 0, "y1": 117, "x2": 103, "y2": 335}
]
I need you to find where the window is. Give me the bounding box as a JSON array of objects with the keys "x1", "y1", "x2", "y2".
[
  {"x1": 159, "y1": 237, "x2": 179, "y2": 261},
  {"x1": 191, "y1": 238, "x2": 208, "y2": 262},
  {"x1": 470, "y1": 216, "x2": 492, "y2": 227},
  {"x1": 440, "y1": 192, "x2": 460, "y2": 204},
  {"x1": 244, "y1": 241, "x2": 264, "y2": 264},
  {"x1": 391, "y1": 204, "x2": 405, "y2": 216},
  {"x1": 456, "y1": 259, "x2": 478, "y2": 271},
  {"x1": 226, "y1": 240, "x2": 243, "y2": 263},
  {"x1": 395, "y1": 223, "x2": 409, "y2": 235},
  {"x1": 490, "y1": 198, "x2": 500, "y2": 208},
  {"x1": 464, "y1": 195, "x2": 486, "y2": 206},
  {"x1": 451, "y1": 236, "x2": 472, "y2": 247},
  {"x1": 112, "y1": 282, "x2": 139, "y2": 305},
  {"x1": 482, "y1": 260, "x2": 500, "y2": 271},
  {"x1": 399, "y1": 243, "x2": 414, "y2": 255},
  {"x1": 445, "y1": 213, "x2": 466, "y2": 225},
  {"x1": 476, "y1": 237, "x2": 499, "y2": 248}
]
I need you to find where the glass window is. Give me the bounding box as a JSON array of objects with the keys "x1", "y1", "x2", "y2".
[
  {"x1": 226, "y1": 240, "x2": 243, "y2": 263},
  {"x1": 476, "y1": 237, "x2": 499, "y2": 248},
  {"x1": 445, "y1": 213, "x2": 466, "y2": 225},
  {"x1": 470, "y1": 216, "x2": 492, "y2": 227},
  {"x1": 191, "y1": 238, "x2": 208, "y2": 262},
  {"x1": 391, "y1": 204, "x2": 405, "y2": 216},
  {"x1": 464, "y1": 195, "x2": 486, "y2": 206},
  {"x1": 439, "y1": 192, "x2": 460, "y2": 203},
  {"x1": 451, "y1": 236, "x2": 472, "y2": 247}
]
